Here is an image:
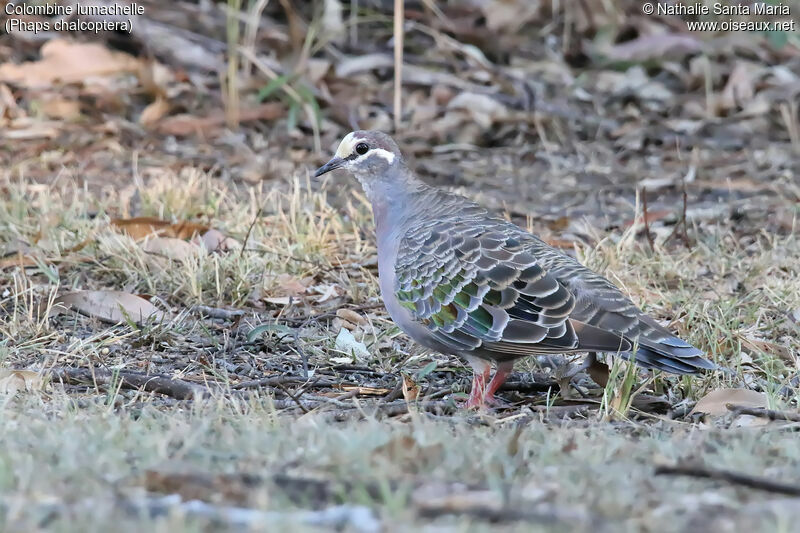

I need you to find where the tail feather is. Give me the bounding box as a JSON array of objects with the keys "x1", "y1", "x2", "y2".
[{"x1": 621, "y1": 338, "x2": 716, "y2": 375}]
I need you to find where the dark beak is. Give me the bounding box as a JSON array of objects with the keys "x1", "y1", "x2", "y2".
[{"x1": 313, "y1": 156, "x2": 344, "y2": 178}]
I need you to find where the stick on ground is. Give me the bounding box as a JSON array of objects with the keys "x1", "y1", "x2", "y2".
[
  {"x1": 52, "y1": 367, "x2": 207, "y2": 400},
  {"x1": 655, "y1": 462, "x2": 800, "y2": 497}
]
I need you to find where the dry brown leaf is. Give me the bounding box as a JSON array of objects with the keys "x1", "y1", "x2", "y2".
[
  {"x1": 482, "y1": 0, "x2": 542, "y2": 32},
  {"x1": 0, "y1": 39, "x2": 140, "y2": 88},
  {"x1": 603, "y1": 34, "x2": 701, "y2": 62},
  {"x1": 0, "y1": 369, "x2": 44, "y2": 395},
  {"x1": 718, "y1": 61, "x2": 759, "y2": 113},
  {"x1": 0, "y1": 251, "x2": 39, "y2": 269},
  {"x1": 111, "y1": 217, "x2": 209, "y2": 240},
  {"x1": 139, "y1": 97, "x2": 170, "y2": 127},
  {"x1": 446, "y1": 92, "x2": 509, "y2": 129},
  {"x1": 401, "y1": 373, "x2": 420, "y2": 403},
  {"x1": 142, "y1": 236, "x2": 198, "y2": 262},
  {"x1": 690, "y1": 388, "x2": 767, "y2": 416},
  {"x1": 412, "y1": 484, "x2": 502, "y2": 514},
  {"x1": 373, "y1": 435, "x2": 444, "y2": 469},
  {"x1": 38, "y1": 98, "x2": 81, "y2": 120},
  {"x1": 339, "y1": 385, "x2": 391, "y2": 396},
  {"x1": 262, "y1": 296, "x2": 294, "y2": 306},
  {"x1": 740, "y1": 336, "x2": 794, "y2": 364},
  {"x1": 336, "y1": 308, "x2": 368, "y2": 327},
  {"x1": 196, "y1": 229, "x2": 239, "y2": 253},
  {"x1": 1, "y1": 118, "x2": 60, "y2": 139},
  {"x1": 587, "y1": 357, "x2": 610, "y2": 388},
  {"x1": 52, "y1": 291, "x2": 166, "y2": 325},
  {"x1": 156, "y1": 103, "x2": 283, "y2": 136},
  {"x1": 271, "y1": 274, "x2": 308, "y2": 297}
]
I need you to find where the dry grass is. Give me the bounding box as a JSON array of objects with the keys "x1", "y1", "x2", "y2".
[
  {"x1": 1, "y1": 1, "x2": 799, "y2": 528},
  {"x1": 1, "y1": 163, "x2": 799, "y2": 529}
]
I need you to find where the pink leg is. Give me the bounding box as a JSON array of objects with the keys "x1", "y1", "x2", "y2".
[
  {"x1": 484, "y1": 361, "x2": 514, "y2": 405},
  {"x1": 464, "y1": 356, "x2": 491, "y2": 409}
]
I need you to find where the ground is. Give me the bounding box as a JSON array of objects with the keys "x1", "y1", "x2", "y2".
[{"x1": 1, "y1": 1, "x2": 799, "y2": 531}]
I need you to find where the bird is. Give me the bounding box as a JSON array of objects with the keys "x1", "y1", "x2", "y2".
[{"x1": 314, "y1": 131, "x2": 715, "y2": 409}]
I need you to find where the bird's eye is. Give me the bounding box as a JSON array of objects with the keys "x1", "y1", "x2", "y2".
[{"x1": 355, "y1": 142, "x2": 369, "y2": 155}]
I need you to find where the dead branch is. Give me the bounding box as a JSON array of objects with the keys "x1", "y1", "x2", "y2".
[
  {"x1": 190, "y1": 305, "x2": 245, "y2": 320},
  {"x1": 51, "y1": 367, "x2": 207, "y2": 400},
  {"x1": 641, "y1": 187, "x2": 655, "y2": 252},
  {"x1": 727, "y1": 404, "x2": 800, "y2": 422},
  {"x1": 230, "y1": 375, "x2": 339, "y2": 390},
  {"x1": 655, "y1": 462, "x2": 800, "y2": 497}
]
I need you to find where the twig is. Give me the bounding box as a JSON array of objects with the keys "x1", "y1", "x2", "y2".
[
  {"x1": 727, "y1": 404, "x2": 800, "y2": 422},
  {"x1": 277, "y1": 302, "x2": 384, "y2": 326},
  {"x1": 191, "y1": 305, "x2": 245, "y2": 320},
  {"x1": 52, "y1": 367, "x2": 207, "y2": 400},
  {"x1": 392, "y1": 0, "x2": 404, "y2": 131},
  {"x1": 655, "y1": 462, "x2": 800, "y2": 497},
  {"x1": 276, "y1": 383, "x2": 310, "y2": 414},
  {"x1": 239, "y1": 207, "x2": 262, "y2": 260},
  {"x1": 230, "y1": 375, "x2": 338, "y2": 390},
  {"x1": 641, "y1": 187, "x2": 655, "y2": 252},
  {"x1": 499, "y1": 380, "x2": 559, "y2": 394},
  {"x1": 679, "y1": 185, "x2": 692, "y2": 249}
]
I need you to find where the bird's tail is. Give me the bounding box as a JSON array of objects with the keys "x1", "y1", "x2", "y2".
[{"x1": 623, "y1": 337, "x2": 716, "y2": 375}]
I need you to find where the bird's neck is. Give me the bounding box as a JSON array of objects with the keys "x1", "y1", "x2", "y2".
[{"x1": 359, "y1": 174, "x2": 429, "y2": 243}]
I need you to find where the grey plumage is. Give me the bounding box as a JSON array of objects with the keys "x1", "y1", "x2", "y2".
[{"x1": 315, "y1": 130, "x2": 715, "y2": 408}]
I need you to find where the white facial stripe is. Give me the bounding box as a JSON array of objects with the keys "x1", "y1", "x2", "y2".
[
  {"x1": 335, "y1": 134, "x2": 396, "y2": 164},
  {"x1": 368, "y1": 148, "x2": 395, "y2": 163},
  {"x1": 351, "y1": 148, "x2": 396, "y2": 165}
]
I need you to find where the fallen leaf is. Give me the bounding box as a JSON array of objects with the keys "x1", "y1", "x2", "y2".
[
  {"x1": 1, "y1": 118, "x2": 60, "y2": 139},
  {"x1": 0, "y1": 251, "x2": 39, "y2": 269},
  {"x1": 339, "y1": 385, "x2": 391, "y2": 396},
  {"x1": 111, "y1": 217, "x2": 209, "y2": 240},
  {"x1": 38, "y1": 97, "x2": 81, "y2": 120},
  {"x1": 270, "y1": 274, "x2": 309, "y2": 298},
  {"x1": 740, "y1": 336, "x2": 794, "y2": 364},
  {"x1": 0, "y1": 369, "x2": 44, "y2": 394},
  {"x1": 447, "y1": 92, "x2": 509, "y2": 129},
  {"x1": 690, "y1": 388, "x2": 767, "y2": 416},
  {"x1": 156, "y1": 103, "x2": 283, "y2": 136},
  {"x1": 196, "y1": 229, "x2": 239, "y2": 253},
  {"x1": 412, "y1": 484, "x2": 502, "y2": 514},
  {"x1": 321, "y1": 0, "x2": 345, "y2": 44},
  {"x1": 335, "y1": 54, "x2": 394, "y2": 78},
  {"x1": 142, "y1": 236, "x2": 198, "y2": 262},
  {"x1": 717, "y1": 61, "x2": 760, "y2": 113},
  {"x1": 262, "y1": 296, "x2": 294, "y2": 306},
  {"x1": 0, "y1": 39, "x2": 140, "y2": 88},
  {"x1": 246, "y1": 323, "x2": 295, "y2": 342},
  {"x1": 482, "y1": 0, "x2": 542, "y2": 33},
  {"x1": 373, "y1": 435, "x2": 444, "y2": 470},
  {"x1": 603, "y1": 34, "x2": 701, "y2": 62},
  {"x1": 314, "y1": 284, "x2": 341, "y2": 303},
  {"x1": 402, "y1": 373, "x2": 420, "y2": 403},
  {"x1": 139, "y1": 96, "x2": 170, "y2": 127},
  {"x1": 334, "y1": 328, "x2": 370, "y2": 361},
  {"x1": 52, "y1": 291, "x2": 166, "y2": 325},
  {"x1": 336, "y1": 308, "x2": 368, "y2": 327},
  {"x1": 587, "y1": 357, "x2": 610, "y2": 388}
]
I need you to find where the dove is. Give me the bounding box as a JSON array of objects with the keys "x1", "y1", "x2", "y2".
[{"x1": 314, "y1": 131, "x2": 715, "y2": 409}]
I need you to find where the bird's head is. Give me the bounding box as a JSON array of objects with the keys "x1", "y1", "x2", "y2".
[{"x1": 314, "y1": 130, "x2": 402, "y2": 181}]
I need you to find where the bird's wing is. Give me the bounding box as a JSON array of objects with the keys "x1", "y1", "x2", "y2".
[
  {"x1": 539, "y1": 248, "x2": 715, "y2": 373},
  {"x1": 393, "y1": 216, "x2": 631, "y2": 359}
]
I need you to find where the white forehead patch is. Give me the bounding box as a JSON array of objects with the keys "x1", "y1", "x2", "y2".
[
  {"x1": 334, "y1": 133, "x2": 396, "y2": 164},
  {"x1": 334, "y1": 132, "x2": 356, "y2": 158}
]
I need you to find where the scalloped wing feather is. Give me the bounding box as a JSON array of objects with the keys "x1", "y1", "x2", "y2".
[{"x1": 393, "y1": 191, "x2": 713, "y2": 374}]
